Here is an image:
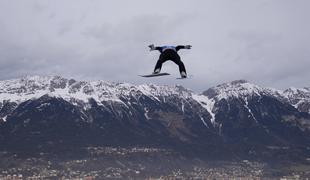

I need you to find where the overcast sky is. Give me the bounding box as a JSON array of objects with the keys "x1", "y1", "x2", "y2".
[{"x1": 0, "y1": 0, "x2": 309, "y2": 92}]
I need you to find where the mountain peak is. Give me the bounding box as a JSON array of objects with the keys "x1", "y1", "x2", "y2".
[{"x1": 202, "y1": 80, "x2": 269, "y2": 100}]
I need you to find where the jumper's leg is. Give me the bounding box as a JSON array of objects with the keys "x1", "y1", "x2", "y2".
[
  {"x1": 172, "y1": 57, "x2": 187, "y2": 78},
  {"x1": 153, "y1": 57, "x2": 166, "y2": 74}
]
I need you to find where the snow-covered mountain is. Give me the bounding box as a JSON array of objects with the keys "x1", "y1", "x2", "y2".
[
  {"x1": 0, "y1": 76, "x2": 309, "y2": 160},
  {"x1": 282, "y1": 87, "x2": 310, "y2": 113},
  {"x1": 203, "y1": 79, "x2": 310, "y2": 113},
  {"x1": 0, "y1": 75, "x2": 191, "y2": 104},
  {"x1": 1, "y1": 76, "x2": 309, "y2": 118}
]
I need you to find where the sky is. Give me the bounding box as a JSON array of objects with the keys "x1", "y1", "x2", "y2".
[{"x1": 0, "y1": 0, "x2": 309, "y2": 92}]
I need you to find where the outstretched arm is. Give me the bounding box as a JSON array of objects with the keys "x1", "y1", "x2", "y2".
[
  {"x1": 148, "y1": 44, "x2": 162, "y2": 52},
  {"x1": 176, "y1": 45, "x2": 192, "y2": 51}
]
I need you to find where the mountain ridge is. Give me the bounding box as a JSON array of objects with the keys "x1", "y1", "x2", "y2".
[
  {"x1": 0, "y1": 75, "x2": 309, "y2": 162},
  {"x1": 1, "y1": 75, "x2": 310, "y2": 114}
]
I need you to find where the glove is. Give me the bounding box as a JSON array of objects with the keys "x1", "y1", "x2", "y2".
[
  {"x1": 148, "y1": 44, "x2": 156, "y2": 51},
  {"x1": 184, "y1": 45, "x2": 192, "y2": 49}
]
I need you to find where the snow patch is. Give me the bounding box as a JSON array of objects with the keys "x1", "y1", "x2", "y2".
[
  {"x1": 192, "y1": 94, "x2": 216, "y2": 124},
  {"x1": 200, "y1": 117, "x2": 209, "y2": 128},
  {"x1": 244, "y1": 98, "x2": 258, "y2": 123},
  {"x1": 219, "y1": 123, "x2": 223, "y2": 136},
  {"x1": 37, "y1": 102, "x2": 51, "y2": 110},
  {"x1": 144, "y1": 108, "x2": 151, "y2": 120}
]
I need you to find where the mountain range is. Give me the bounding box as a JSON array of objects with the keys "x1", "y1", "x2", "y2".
[{"x1": 0, "y1": 76, "x2": 309, "y2": 162}]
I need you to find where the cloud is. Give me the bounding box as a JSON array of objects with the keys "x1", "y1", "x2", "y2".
[{"x1": 0, "y1": 0, "x2": 309, "y2": 91}]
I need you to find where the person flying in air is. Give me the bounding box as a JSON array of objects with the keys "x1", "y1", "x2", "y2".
[{"x1": 148, "y1": 44, "x2": 192, "y2": 78}]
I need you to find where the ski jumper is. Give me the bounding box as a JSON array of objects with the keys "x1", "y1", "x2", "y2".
[{"x1": 153, "y1": 46, "x2": 187, "y2": 75}]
